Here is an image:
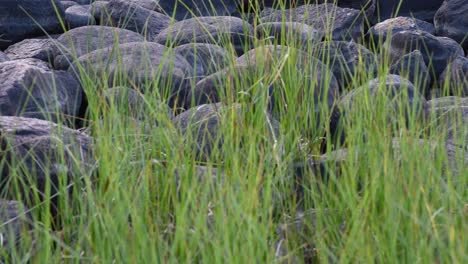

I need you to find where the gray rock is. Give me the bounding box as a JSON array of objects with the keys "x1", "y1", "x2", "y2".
[
  {"x1": 256, "y1": 22, "x2": 324, "y2": 46},
  {"x1": 0, "y1": 0, "x2": 65, "y2": 50},
  {"x1": 0, "y1": 51, "x2": 9, "y2": 63},
  {"x1": 390, "y1": 50, "x2": 431, "y2": 97},
  {"x1": 312, "y1": 41, "x2": 378, "y2": 91},
  {"x1": 260, "y1": 4, "x2": 364, "y2": 41},
  {"x1": 0, "y1": 116, "x2": 94, "y2": 215},
  {"x1": 53, "y1": 25, "x2": 145, "y2": 70},
  {"x1": 439, "y1": 55, "x2": 468, "y2": 96},
  {"x1": 127, "y1": 0, "x2": 162, "y2": 12},
  {"x1": 90, "y1": 1, "x2": 112, "y2": 25},
  {"x1": 387, "y1": 30, "x2": 464, "y2": 77},
  {"x1": 65, "y1": 5, "x2": 96, "y2": 29},
  {"x1": 434, "y1": 0, "x2": 468, "y2": 49},
  {"x1": 60, "y1": 1, "x2": 79, "y2": 10},
  {"x1": 174, "y1": 43, "x2": 232, "y2": 79},
  {"x1": 0, "y1": 60, "x2": 83, "y2": 122},
  {"x1": 158, "y1": 0, "x2": 240, "y2": 20},
  {"x1": 0, "y1": 200, "x2": 31, "y2": 251},
  {"x1": 107, "y1": 0, "x2": 173, "y2": 40},
  {"x1": 155, "y1": 16, "x2": 254, "y2": 55},
  {"x1": 374, "y1": 0, "x2": 445, "y2": 23},
  {"x1": 5, "y1": 39, "x2": 55, "y2": 62},
  {"x1": 368, "y1": 16, "x2": 435, "y2": 42},
  {"x1": 73, "y1": 42, "x2": 192, "y2": 107}
]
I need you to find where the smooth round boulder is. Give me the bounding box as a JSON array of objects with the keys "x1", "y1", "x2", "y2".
[
  {"x1": 0, "y1": 0, "x2": 65, "y2": 50},
  {"x1": 260, "y1": 4, "x2": 364, "y2": 41},
  {"x1": 107, "y1": 0, "x2": 173, "y2": 40},
  {"x1": 53, "y1": 26, "x2": 145, "y2": 70},
  {"x1": 256, "y1": 22, "x2": 324, "y2": 46},
  {"x1": 368, "y1": 16, "x2": 435, "y2": 42},
  {"x1": 439, "y1": 56, "x2": 468, "y2": 96},
  {"x1": 387, "y1": 30, "x2": 464, "y2": 77},
  {"x1": 4, "y1": 39, "x2": 56, "y2": 62},
  {"x1": 0, "y1": 60, "x2": 83, "y2": 122},
  {"x1": 389, "y1": 50, "x2": 431, "y2": 97},
  {"x1": 65, "y1": 5, "x2": 96, "y2": 29},
  {"x1": 155, "y1": 16, "x2": 255, "y2": 54},
  {"x1": 434, "y1": 0, "x2": 468, "y2": 50}
]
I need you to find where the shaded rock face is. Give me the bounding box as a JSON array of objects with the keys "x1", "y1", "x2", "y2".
[
  {"x1": 4, "y1": 39, "x2": 56, "y2": 62},
  {"x1": 374, "y1": 0, "x2": 445, "y2": 23},
  {"x1": 368, "y1": 17, "x2": 435, "y2": 43},
  {"x1": 434, "y1": 0, "x2": 468, "y2": 50},
  {"x1": 387, "y1": 30, "x2": 464, "y2": 78},
  {"x1": 390, "y1": 50, "x2": 431, "y2": 97},
  {"x1": 53, "y1": 26, "x2": 145, "y2": 70},
  {"x1": 0, "y1": 60, "x2": 83, "y2": 123},
  {"x1": 107, "y1": 0, "x2": 173, "y2": 40},
  {"x1": 439, "y1": 56, "x2": 468, "y2": 96},
  {"x1": 0, "y1": 52, "x2": 9, "y2": 63},
  {"x1": 158, "y1": 0, "x2": 241, "y2": 20},
  {"x1": 0, "y1": 116, "x2": 94, "y2": 216},
  {"x1": 260, "y1": 4, "x2": 364, "y2": 41},
  {"x1": 65, "y1": 5, "x2": 96, "y2": 29},
  {"x1": 312, "y1": 41, "x2": 378, "y2": 91},
  {"x1": 155, "y1": 16, "x2": 255, "y2": 55},
  {"x1": 0, "y1": 0, "x2": 65, "y2": 50},
  {"x1": 73, "y1": 42, "x2": 193, "y2": 108},
  {"x1": 0, "y1": 200, "x2": 31, "y2": 251},
  {"x1": 256, "y1": 22, "x2": 324, "y2": 46}
]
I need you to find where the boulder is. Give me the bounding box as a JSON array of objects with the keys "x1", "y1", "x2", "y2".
[
  {"x1": 434, "y1": 0, "x2": 468, "y2": 49},
  {"x1": 60, "y1": 0, "x2": 79, "y2": 10},
  {"x1": 73, "y1": 42, "x2": 192, "y2": 107},
  {"x1": 0, "y1": 60, "x2": 83, "y2": 122},
  {"x1": 0, "y1": 116, "x2": 94, "y2": 215},
  {"x1": 53, "y1": 25, "x2": 145, "y2": 70},
  {"x1": 260, "y1": 4, "x2": 364, "y2": 41},
  {"x1": 368, "y1": 16, "x2": 435, "y2": 42},
  {"x1": 4, "y1": 39, "x2": 55, "y2": 62},
  {"x1": 107, "y1": 0, "x2": 173, "y2": 40},
  {"x1": 256, "y1": 22, "x2": 324, "y2": 46},
  {"x1": 158, "y1": 0, "x2": 240, "y2": 20},
  {"x1": 0, "y1": 51, "x2": 9, "y2": 63},
  {"x1": 374, "y1": 0, "x2": 445, "y2": 23},
  {"x1": 390, "y1": 50, "x2": 431, "y2": 97},
  {"x1": 312, "y1": 41, "x2": 378, "y2": 91},
  {"x1": 174, "y1": 43, "x2": 232, "y2": 80},
  {"x1": 65, "y1": 5, "x2": 96, "y2": 29},
  {"x1": 386, "y1": 30, "x2": 464, "y2": 77},
  {"x1": 155, "y1": 16, "x2": 255, "y2": 55},
  {"x1": 0, "y1": 0, "x2": 65, "y2": 50},
  {"x1": 439, "y1": 55, "x2": 468, "y2": 96},
  {"x1": 0, "y1": 200, "x2": 31, "y2": 252}
]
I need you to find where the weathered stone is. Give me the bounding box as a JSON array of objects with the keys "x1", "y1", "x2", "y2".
[
  {"x1": 0, "y1": 0, "x2": 65, "y2": 50},
  {"x1": 53, "y1": 26, "x2": 145, "y2": 70},
  {"x1": 374, "y1": 0, "x2": 445, "y2": 23},
  {"x1": 439, "y1": 55, "x2": 468, "y2": 96},
  {"x1": 387, "y1": 30, "x2": 464, "y2": 77},
  {"x1": 158, "y1": 0, "x2": 240, "y2": 20},
  {"x1": 0, "y1": 52, "x2": 9, "y2": 63},
  {"x1": 155, "y1": 16, "x2": 255, "y2": 54},
  {"x1": 256, "y1": 22, "x2": 324, "y2": 46},
  {"x1": 60, "y1": 1, "x2": 79, "y2": 10},
  {"x1": 174, "y1": 43, "x2": 232, "y2": 79},
  {"x1": 0, "y1": 60, "x2": 82, "y2": 122},
  {"x1": 107, "y1": 0, "x2": 173, "y2": 40},
  {"x1": 368, "y1": 16, "x2": 435, "y2": 42},
  {"x1": 65, "y1": 5, "x2": 96, "y2": 29},
  {"x1": 312, "y1": 41, "x2": 378, "y2": 91},
  {"x1": 390, "y1": 50, "x2": 431, "y2": 97},
  {"x1": 0, "y1": 200, "x2": 31, "y2": 251},
  {"x1": 5, "y1": 39, "x2": 55, "y2": 62},
  {"x1": 434, "y1": 0, "x2": 468, "y2": 49},
  {"x1": 260, "y1": 4, "x2": 364, "y2": 41}
]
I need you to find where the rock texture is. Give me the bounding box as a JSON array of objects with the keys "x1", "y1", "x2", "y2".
[
  {"x1": 434, "y1": 0, "x2": 468, "y2": 49},
  {"x1": 5, "y1": 39, "x2": 56, "y2": 62},
  {"x1": 158, "y1": 0, "x2": 240, "y2": 20}
]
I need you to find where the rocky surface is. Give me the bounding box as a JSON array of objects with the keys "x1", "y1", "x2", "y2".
[
  {"x1": 5, "y1": 39, "x2": 56, "y2": 62},
  {"x1": 439, "y1": 55, "x2": 468, "y2": 96},
  {"x1": 0, "y1": 200, "x2": 31, "y2": 252},
  {"x1": 389, "y1": 50, "x2": 431, "y2": 97},
  {"x1": 158, "y1": 0, "x2": 240, "y2": 20},
  {"x1": 434, "y1": 0, "x2": 468, "y2": 50},
  {"x1": 65, "y1": 5, "x2": 96, "y2": 29},
  {"x1": 368, "y1": 16, "x2": 435, "y2": 42}
]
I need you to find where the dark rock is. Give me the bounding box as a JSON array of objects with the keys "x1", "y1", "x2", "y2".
[
  {"x1": 174, "y1": 43, "x2": 232, "y2": 79},
  {"x1": 312, "y1": 41, "x2": 378, "y2": 91},
  {"x1": 434, "y1": 0, "x2": 468, "y2": 49},
  {"x1": 155, "y1": 16, "x2": 255, "y2": 54},
  {"x1": 368, "y1": 16, "x2": 435, "y2": 42},
  {"x1": 439, "y1": 55, "x2": 468, "y2": 96},
  {"x1": 53, "y1": 25, "x2": 145, "y2": 70},
  {"x1": 107, "y1": 0, "x2": 173, "y2": 40},
  {"x1": 0, "y1": 52, "x2": 9, "y2": 63},
  {"x1": 60, "y1": 1, "x2": 79, "y2": 10},
  {"x1": 127, "y1": 0, "x2": 162, "y2": 12},
  {"x1": 390, "y1": 50, "x2": 432, "y2": 97},
  {"x1": 90, "y1": 1, "x2": 113, "y2": 25},
  {"x1": 4, "y1": 39, "x2": 55, "y2": 62},
  {"x1": 0, "y1": 60, "x2": 83, "y2": 122},
  {"x1": 387, "y1": 30, "x2": 464, "y2": 77},
  {"x1": 260, "y1": 4, "x2": 364, "y2": 41},
  {"x1": 339, "y1": 74, "x2": 427, "y2": 123},
  {"x1": 158, "y1": 0, "x2": 240, "y2": 20},
  {"x1": 256, "y1": 22, "x2": 324, "y2": 46},
  {"x1": 0, "y1": 0, "x2": 65, "y2": 50},
  {"x1": 65, "y1": 5, "x2": 96, "y2": 29},
  {"x1": 172, "y1": 103, "x2": 280, "y2": 162},
  {"x1": 0, "y1": 200, "x2": 31, "y2": 251},
  {"x1": 73, "y1": 42, "x2": 192, "y2": 107},
  {"x1": 374, "y1": 0, "x2": 445, "y2": 23},
  {"x1": 0, "y1": 116, "x2": 94, "y2": 216}
]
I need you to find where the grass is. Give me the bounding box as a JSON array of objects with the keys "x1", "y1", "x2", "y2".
[{"x1": 0, "y1": 0, "x2": 467, "y2": 263}]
